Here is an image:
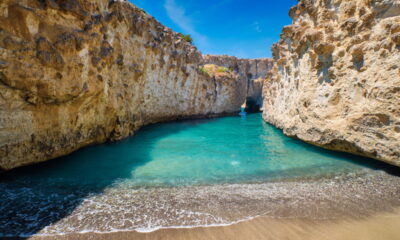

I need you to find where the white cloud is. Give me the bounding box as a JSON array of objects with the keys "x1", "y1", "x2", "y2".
[
  {"x1": 252, "y1": 21, "x2": 262, "y2": 33},
  {"x1": 164, "y1": 0, "x2": 208, "y2": 48}
]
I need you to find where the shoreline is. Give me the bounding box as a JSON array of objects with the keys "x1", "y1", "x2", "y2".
[
  {"x1": 3, "y1": 169, "x2": 400, "y2": 238},
  {"x1": 21, "y1": 209, "x2": 400, "y2": 240}
]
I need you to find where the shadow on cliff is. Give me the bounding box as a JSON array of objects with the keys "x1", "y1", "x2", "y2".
[
  {"x1": 0, "y1": 118, "x2": 217, "y2": 239},
  {"x1": 275, "y1": 128, "x2": 400, "y2": 178}
]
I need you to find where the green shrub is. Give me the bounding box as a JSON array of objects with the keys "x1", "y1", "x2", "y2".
[
  {"x1": 200, "y1": 64, "x2": 231, "y2": 77},
  {"x1": 217, "y1": 66, "x2": 229, "y2": 73},
  {"x1": 199, "y1": 66, "x2": 211, "y2": 76},
  {"x1": 179, "y1": 34, "x2": 193, "y2": 44}
]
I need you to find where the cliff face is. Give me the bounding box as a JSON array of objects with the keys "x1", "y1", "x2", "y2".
[
  {"x1": 204, "y1": 55, "x2": 273, "y2": 112},
  {"x1": 0, "y1": 0, "x2": 246, "y2": 170},
  {"x1": 263, "y1": 0, "x2": 400, "y2": 165}
]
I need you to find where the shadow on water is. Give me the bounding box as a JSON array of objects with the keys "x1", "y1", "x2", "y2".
[
  {"x1": 259, "y1": 116, "x2": 400, "y2": 177},
  {"x1": 0, "y1": 114, "x2": 399, "y2": 239},
  {"x1": 0, "y1": 118, "x2": 216, "y2": 239}
]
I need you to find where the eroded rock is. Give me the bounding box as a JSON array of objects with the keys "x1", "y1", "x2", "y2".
[
  {"x1": 263, "y1": 0, "x2": 400, "y2": 166},
  {"x1": 0, "y1": 0, "x2": 247, "y2": 170},
  {"x1": 203, "y1": 55, "x2": 273, "y2": 112}
]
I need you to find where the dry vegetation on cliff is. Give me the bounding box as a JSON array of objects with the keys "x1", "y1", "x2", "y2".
[
  {"x1": 1, "y1": 0, "x2": 398, "y2": 170},
  {"x1": 0, "y1": 0, "x2": 252, "y2": 170}
]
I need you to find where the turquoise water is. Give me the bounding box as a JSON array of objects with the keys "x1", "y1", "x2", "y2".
[
  {"x1": 0, "y1": 113, "x2": 393, "y2": 237},
  {"x1": 1, "y1": 114, "x2": 383, "y2": 187}
]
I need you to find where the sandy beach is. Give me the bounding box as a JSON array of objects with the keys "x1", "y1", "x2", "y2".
[
  {"x1": 22, "y1": 209, "x2": 400, "y2": 240},
  {"x1": 3, "y1": 169, "x2": 400, "y2": 239}
]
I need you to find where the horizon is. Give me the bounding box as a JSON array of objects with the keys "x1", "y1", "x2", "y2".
[{"x1": 130, "y1": 0, "x2": 297, "y2": 59}]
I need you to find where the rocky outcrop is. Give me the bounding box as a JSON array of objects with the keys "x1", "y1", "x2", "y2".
[
  {"x1": 0, "y1": 0, "x2": 247, "y2": 170},
  {"x1": 199, "y1": 64, "x2": 248, "y2": 113},
  {"x1": 204, "y1": 55, "x2": 273, "y2": 112},
  {"x1": 263, "y1": 0, "x2": 400, "y2": 166}
]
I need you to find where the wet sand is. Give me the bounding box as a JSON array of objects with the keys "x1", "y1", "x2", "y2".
[
  {"x1": 3, "y1": 170, "x2": 400, "y2": 238},
  {"x1": 24, "y1": 209, "x2": 400, "y2": 240}
]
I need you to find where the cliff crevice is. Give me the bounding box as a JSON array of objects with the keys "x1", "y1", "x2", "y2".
[{"x1": 204, "y1": 55, "x2": 273, "y2": 112}]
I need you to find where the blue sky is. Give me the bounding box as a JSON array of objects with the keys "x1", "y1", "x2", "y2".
[{"x1": 130, "y1": 0, "x2": 297, "y2": 59}]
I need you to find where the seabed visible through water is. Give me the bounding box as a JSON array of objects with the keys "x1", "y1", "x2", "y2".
[{"x1": 1, "y1": 113, "x2": 400, "y2": 237}]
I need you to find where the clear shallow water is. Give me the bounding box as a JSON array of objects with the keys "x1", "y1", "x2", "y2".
[
  {"x1": 1, "y1": 114, "x2": 399, "y2": 237},
  {"x1": 0, "y1": 114, "x2": 385, "y2": 187}
]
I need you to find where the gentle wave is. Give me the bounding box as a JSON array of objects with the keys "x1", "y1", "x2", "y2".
[{"x1": 2, "y1": 170, "x2": 400, "y2": 237}]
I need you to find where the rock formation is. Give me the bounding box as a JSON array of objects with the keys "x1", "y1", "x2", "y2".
[
  {"x1": 0, "y1": 0, "x2": 247, "y2": 170},
  {"x1": 204, "y1": 55, "x2": 273, "y2": 112},
  {"x1": 263, "y1": 0, "x2": 400, "y2": 166}
]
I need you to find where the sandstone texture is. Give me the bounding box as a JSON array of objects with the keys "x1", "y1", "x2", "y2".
[
  {"x1": 204, "y1": 55, "x2": 273, "y2": 112},
  {"x1": 199, "y1": 64, "x2": 248, "y2": 113},
  {"x1": 263, "y1": 0, "x2": 400, "y2": 166},
  {"x1": 0, "y1": 0, "x2": 247, "y2": 170}
]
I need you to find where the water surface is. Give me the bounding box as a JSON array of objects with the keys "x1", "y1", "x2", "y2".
[{"x1": 1, "y1": 114, "x2": 399, "y2": 237}]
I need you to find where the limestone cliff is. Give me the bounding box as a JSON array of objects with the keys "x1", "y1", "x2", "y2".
[
  {"x1": 263, "y1": 0, "x2": 400, "y2": 166},
  {"x1": 0, "y1": 0, "x2": 246, "y2": 170},
  {"x1": 204, "y1": 55, "x2": 273, "y2": 112}
]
